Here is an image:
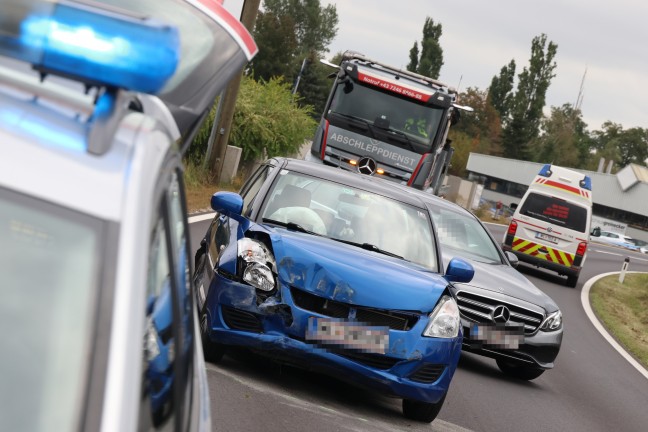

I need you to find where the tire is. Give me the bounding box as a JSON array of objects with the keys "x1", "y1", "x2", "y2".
[
  {"x1": 200, "y1": 310, "x2": 226, "y2": 364},
  {"x1": 496, "y1": 359, "x2": 545, "y2": 380},
  {"x1": 566, "y1": 274, "x2": 579, "y2": 288},
  {"x1": 402, "y1": 394, "x2": 446, "y2": 423}
]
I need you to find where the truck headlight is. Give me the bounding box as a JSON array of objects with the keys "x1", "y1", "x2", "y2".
[
  {"x1": 540, "y1": 310, "x2": 562, "y2": 331},
  {"x1": 238, "y1": 238, "x2": 276, "y2": 292},
  {"x1": 423, "y1": 295, "x2": 461, "y2": 338}
]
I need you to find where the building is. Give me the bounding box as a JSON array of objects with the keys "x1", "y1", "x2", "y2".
[{"x1": 465, "y1": 153, "x2": 648, "y2": 241}]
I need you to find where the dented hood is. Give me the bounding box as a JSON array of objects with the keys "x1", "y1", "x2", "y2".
[{"x1": 269, "y1": 230, "x2": 448, "y2": 312}]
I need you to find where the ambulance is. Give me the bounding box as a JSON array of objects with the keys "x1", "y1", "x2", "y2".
[{"x1": 502, "y1": 164, "x2": 593, "y2": 287}]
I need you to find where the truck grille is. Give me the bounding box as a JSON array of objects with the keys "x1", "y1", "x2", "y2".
[
  {"x1": 291, "y1": 288, "x2": 418, "y2": 331},
  {"x1": 455, "y1": 291, "x2": 544, "y2": 334}
]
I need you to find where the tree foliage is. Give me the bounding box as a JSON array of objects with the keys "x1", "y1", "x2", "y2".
[
  {"x1": 589, "y1": 122, "x2": 648, "y2": 172},
  {"x1": 502, "y1": 34, "x2": 558, "y2": 161},
  {"x1": 406, "y1": 17, "x2": 443, "y2": 79},
  {"x1": 534, "y1": 103, "x2": 591, "y2": 168},
  {"x1": 251, "y1": 0, "x2": 338, "y2": 110},
  {"x1": 230, "y1": 75, "x2": 318, "y2": 162},
  {"x1": 487, "y1": 60, "x2": 516, "y2": 120},
  {"x1": 450, "y1": 87, "x2": 503, "y2": 156}
]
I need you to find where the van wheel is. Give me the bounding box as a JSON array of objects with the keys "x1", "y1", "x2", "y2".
[
  {"x1": 402, "y1": 394, "x2": 446, "y2": 423},
  {"x1": 496, "y1": 359, "x2": 545, "y2": 380},
  {"x1": 566, "y1": 274, "x2": 579, "y2": 288}
]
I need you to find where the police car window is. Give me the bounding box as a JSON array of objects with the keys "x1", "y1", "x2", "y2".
[
  {"x1": 141, "y1": 216, "x2": 177, "y2": 431},
  {"x1": 0, "y1": 187, "x2": 103, "y2": 432},
  {"x1": 519, "y1": 193, "x2": 588, "y2": 233}
]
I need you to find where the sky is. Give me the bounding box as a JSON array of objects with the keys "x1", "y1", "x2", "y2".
[{"x1": 223, "y1": 0, "x2": 648, "y2": 132}]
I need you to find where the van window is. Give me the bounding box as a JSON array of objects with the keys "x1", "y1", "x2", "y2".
[{"x1": 519, "y1": 193, "x2": 587, "y2": 233}]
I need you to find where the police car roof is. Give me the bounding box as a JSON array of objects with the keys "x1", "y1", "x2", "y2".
[{"x1": 0, "y1": 76, "x2": 165, "y2": 222}]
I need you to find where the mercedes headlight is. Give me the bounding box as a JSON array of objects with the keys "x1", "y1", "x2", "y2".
[
  {"x1": 423, "y1": 295, "x2": 461, "y2": 338},
  {"x1": 237, "y1": 238, "x2": 276, "y2": 292},
  {"x1": 540, "y1": 310, "x2": 562, "y2": 331}
]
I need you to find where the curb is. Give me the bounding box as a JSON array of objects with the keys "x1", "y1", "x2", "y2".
[{"x1": 581, "y1": 271, "x2": 648, "y2": 381}]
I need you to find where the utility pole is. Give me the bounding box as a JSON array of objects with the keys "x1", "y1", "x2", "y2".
[{"x1": 207, "y1": 0, "x2": 261, "y2": 183}]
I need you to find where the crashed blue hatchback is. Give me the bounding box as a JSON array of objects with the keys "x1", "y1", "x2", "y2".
[{"x1": 193, "y1": 158, "x2": 474, "y2": 423}]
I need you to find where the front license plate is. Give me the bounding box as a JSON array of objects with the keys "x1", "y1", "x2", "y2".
[
  {"x1": 306, "y1": 317, "x2": 389, "y2": 354},
  {"x1": 536, "y1": 232, "x2": 558, "y2": 244},
  {"x1": 470, "y1": 324, "x2": 524, "y2": 350}
]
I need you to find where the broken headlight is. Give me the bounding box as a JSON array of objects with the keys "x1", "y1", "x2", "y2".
[{"x1": 237, "y1": 238, "x2": 276, "y2": 292}]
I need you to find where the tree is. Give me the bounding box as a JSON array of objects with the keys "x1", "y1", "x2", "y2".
[
  {"x1": 534, "y1": 103, "x2": 591, "y2": 168},
  {"x1": 406, "y1": 17, "x2": 443, "y2": 79},
  {"x1": 487, "y1": 60, "x2": 516, "y2": 120},
  {"x1": 590, "y1": 122, "x2": 648, "y2": 171},
  {"x1": 501, "y1": 34, "x2": 558, "y2": 161},
  {"x1": 450, "y1": 87, "x2": 503, "y2": 156},
  {"x1": 251, "y1": 0, "x2": 338, "y2": 85}
]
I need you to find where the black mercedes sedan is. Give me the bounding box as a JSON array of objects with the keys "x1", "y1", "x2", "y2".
[{"x1": 391, "y1": 185, "x2": 563, "y2": 381}]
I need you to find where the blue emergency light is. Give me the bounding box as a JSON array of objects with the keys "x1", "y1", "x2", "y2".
[
  {"x1": 538, "y1": 164, "x2": 552, "y2": 177},
  {"x1": 580, "y1": 176, "x2": 592, "y2": 191},
  {"x1": 0, "y1": 0, "x2": 179, "y2": 94}
]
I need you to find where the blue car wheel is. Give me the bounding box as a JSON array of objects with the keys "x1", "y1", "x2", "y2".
[{"x1": 402, "y1": 393, "x2": 447, "y2": 423}]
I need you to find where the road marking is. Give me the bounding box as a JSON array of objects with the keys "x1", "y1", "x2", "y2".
[
  {"x1": 189, "y1": 212, "x2": 215, "y2": 223},
  {"x1": 590, "y1": 249, "x2": 623, "y2": 256},
  {"x1": 581, "y1": 272, "x2": 648, "y2": 381},
  {"x1": 206, "y1": 363, "x2": 473, "y2": 432}
]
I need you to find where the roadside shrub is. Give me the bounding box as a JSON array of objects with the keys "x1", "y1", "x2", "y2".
[{"x1": 231, "y1": 76, "x2": 317, "y2": 162}]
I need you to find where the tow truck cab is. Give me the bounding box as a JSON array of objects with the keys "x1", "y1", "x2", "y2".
[{"x1": 309, "y1": 51, "x2": 472, "y2": 193}]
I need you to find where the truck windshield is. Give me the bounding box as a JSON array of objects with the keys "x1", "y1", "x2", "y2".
[
  {"x1": 0, "y1": 187, "x2": 104, "y2": 432},
  {"x1": 328, "y1": 81, "x2": 445, "y2": 150},
  {"x1": 519, "y1": 192, "x2": 588, "y2": 233}
]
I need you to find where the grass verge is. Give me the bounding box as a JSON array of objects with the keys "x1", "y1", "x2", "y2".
[
  {"x1": 184, "y1": 160, "x2": 244, "y2": 214},
  {"x1": 589, "y1": 273, "x2": 648, "y2": 369}
]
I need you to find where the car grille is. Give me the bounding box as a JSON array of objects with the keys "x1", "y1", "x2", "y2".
[
  {"x1": 221, "y1": 306, "x2": 263, "y2": 333},
  {"x1": 409, "y1": 364, "x2": 445, "y2": 383},
  {"x1": 455, "y1": 291, "x2": 544, "y2": 334},
  {"x1": 290, "y1": 287, "x2": 418, "y2": 331}
]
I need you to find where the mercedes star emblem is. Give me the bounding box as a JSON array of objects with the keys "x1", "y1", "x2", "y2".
[
  {"x1": 491, "y1": 305, "x2": 511, "y2": 323},
  {"x1": 357, "y1": 157, "x2": 377, "y2": 175}
]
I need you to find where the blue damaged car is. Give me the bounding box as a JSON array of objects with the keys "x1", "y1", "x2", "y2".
[{"x1": 193, "y1": 158, "x2": 474, "y2": 423}]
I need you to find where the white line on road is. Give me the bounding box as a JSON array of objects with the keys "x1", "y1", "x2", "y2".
[
  {"x1": 189, "y1": 212, "x2": 215, "y2": 224},
  {"x1": 581, "y1": 272, "x2": 648, "y2": 381}
]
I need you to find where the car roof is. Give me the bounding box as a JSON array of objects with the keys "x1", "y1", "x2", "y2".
[{"x1": 280, "y1": 158, "x2": 468, "y2": 213}]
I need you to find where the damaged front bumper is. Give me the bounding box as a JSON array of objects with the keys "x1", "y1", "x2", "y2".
[{"x1": 202, "y1": 272, "x2": 462, "y2": 404}]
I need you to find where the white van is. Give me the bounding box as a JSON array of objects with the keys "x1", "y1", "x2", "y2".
[{"x1": 502, "y1": 164, "x2": 593, "y2": 287}]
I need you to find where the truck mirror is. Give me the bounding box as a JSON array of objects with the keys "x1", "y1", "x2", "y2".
[{"x1": 591, "y1": 227, "x2": 601, "y2": 237}]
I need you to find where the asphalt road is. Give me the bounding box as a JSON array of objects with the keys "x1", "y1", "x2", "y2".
[{"x1": 189, "y1": 217, "x2": 648, "y2": 432}]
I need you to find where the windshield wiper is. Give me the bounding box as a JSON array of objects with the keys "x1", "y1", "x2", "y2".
[
  {"x1": 328, "y1": 112, "x2": 372, "y2": 133},
  {"x1": 331, "y1": 238, "x2": 404, "y2": 260},
  {"x1": 262, "y1": 218, "x2": 322, "y2": 236},
  {"x1": 385, "y1": 128, "x2": 416, "y2": 152}
]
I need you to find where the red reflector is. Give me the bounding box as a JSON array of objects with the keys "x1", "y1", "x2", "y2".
[
  {"x1": 576, "y1": 241, "x2": 587, "y2": 256},
  {"x1": 507, "y1": 221, "x2": 518, "y2": 236}
]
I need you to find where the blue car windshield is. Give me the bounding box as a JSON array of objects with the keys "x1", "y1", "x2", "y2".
[
  {"x1": 0, "y1": 187, "x2": 103, "y2": 432},
  {"x1": 261, "y1": 170, "x2": 438, "y2": 271}
]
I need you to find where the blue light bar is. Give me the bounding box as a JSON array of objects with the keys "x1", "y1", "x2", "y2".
[
  {"x1": 538, "y1": 164, "x2": 552, "y2": 177},
  {"x1": 580, "y1": 176, "x2": 592, "y2": 191},
  {"x1": 1, "y1": 0, "x2": 179, "y2": 94}
]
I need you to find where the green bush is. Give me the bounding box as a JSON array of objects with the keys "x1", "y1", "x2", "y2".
[
  {"x1": 185, "y1": 76, "x2": 317, "y2": 171},
  {"x1": 231, "y1": 76, "x2": 317, "y2": 162}
]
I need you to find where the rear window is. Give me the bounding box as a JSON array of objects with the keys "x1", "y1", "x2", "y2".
[{"x1": 519, "y1": 192, "x2": 588, "y2": 233}]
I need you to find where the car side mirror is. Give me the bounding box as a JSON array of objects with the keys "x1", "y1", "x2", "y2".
[
  {"x1": 211, "y1": 191, "x2": 243, "y2": 217},
  {"x1": 505, "y1": 251, "x2": 519, "y2": 268},
  {"x1": 510, "y1": 203, "x2": 518, "y2": 210},
  {"x1": 444, "y1": 257, "x2": 474, "y2": 283},
  {"x1": 591, "y1": 227, "x2": 601, "y2": 237}
]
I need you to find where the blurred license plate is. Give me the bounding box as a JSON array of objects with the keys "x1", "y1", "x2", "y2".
[
  {"x1": 306, "y1": 317, "x2": 389, "y2": 354},
  {"x1": 470, "y1": 324, "x2": 524, "y2": 349},
  {"x1": 536, "y1": 232, "x2": 558, "y2": 244}
]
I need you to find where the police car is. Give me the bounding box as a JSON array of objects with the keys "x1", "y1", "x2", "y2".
[{"x1": 0, "y1": 0, "x2": 256, "y2": 431}]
